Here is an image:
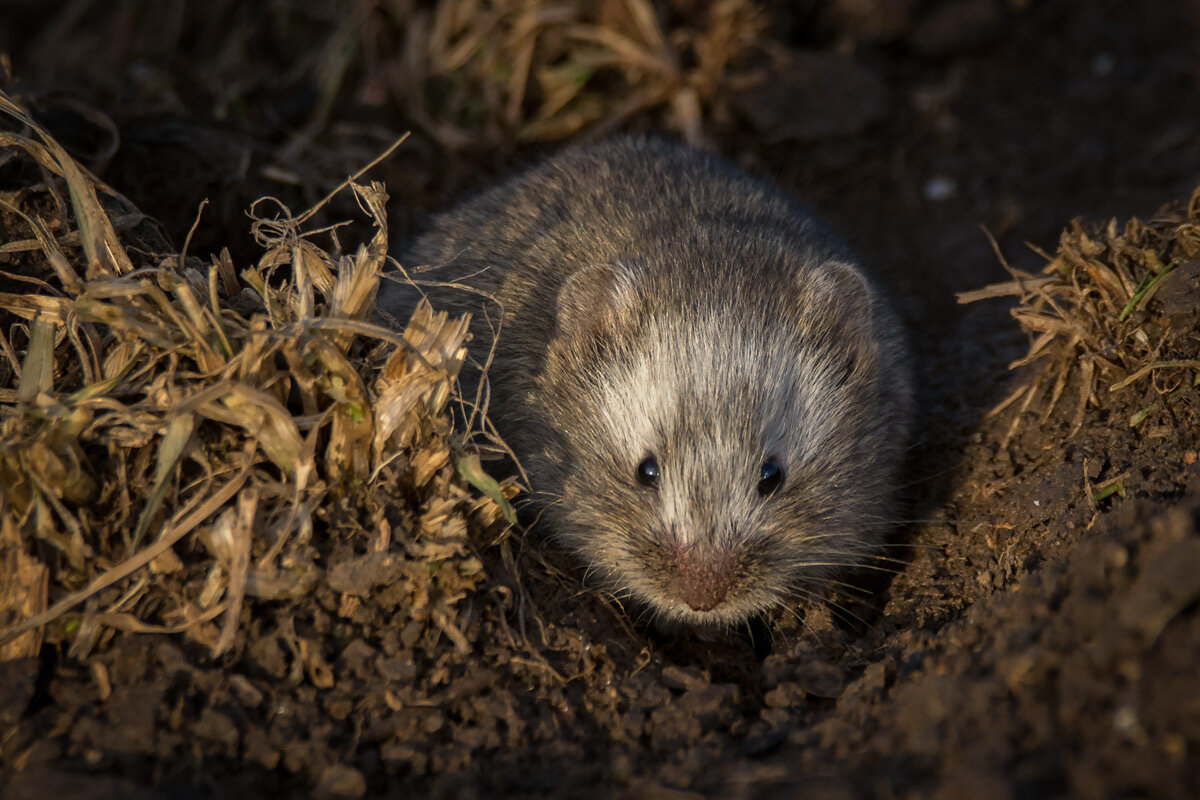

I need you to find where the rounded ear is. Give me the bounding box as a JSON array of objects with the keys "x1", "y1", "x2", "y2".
[
  {"x1": 806, "y1": 260, "x2": 885, "y2": 390},
  {"x1": 556, "y1": 261, "x2": 639, "y2": 340},
  {"x1": 810, "y1": 259, "x2": 876, "y2": 324}
]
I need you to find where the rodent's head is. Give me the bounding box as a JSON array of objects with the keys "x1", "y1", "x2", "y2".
[{"x1": 532, "y1": 254, "x2": 911, "y2": 628}]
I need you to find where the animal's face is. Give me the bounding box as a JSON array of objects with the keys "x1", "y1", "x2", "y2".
[{"x1": 540, "y1": 301, "x2": 896, "y2": 627}]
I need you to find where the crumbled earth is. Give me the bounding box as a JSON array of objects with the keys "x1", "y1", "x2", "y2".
[{"x1": 4, "y1": 1, "x2": 1200, "y2": 798}]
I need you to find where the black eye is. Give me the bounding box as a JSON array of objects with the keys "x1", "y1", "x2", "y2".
[
  {"x1": 636, "y1": 455, "x2": 660, "y2": 488},
  {"x1": 758, "y1": 460, "x2": 784, "y2": 497}
]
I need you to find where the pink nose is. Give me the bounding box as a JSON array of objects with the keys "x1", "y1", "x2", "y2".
[{"x1": 671, "y1": 549, "x2": 735, "y2": 612}]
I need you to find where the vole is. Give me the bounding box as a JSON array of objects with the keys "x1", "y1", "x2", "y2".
[{"x1": 380, "y1": 136, "x2": 913, "y2": 628}]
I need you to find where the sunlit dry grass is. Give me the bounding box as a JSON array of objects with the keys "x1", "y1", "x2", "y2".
[
  {"x1": 0, "y1": 90, "x2": 515, "y2": 662},
  {"x1": 960, "y1": 188, "x2": 1200, "y2": 445}
]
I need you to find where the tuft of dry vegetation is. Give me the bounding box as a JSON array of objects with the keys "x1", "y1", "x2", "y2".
[
  {"x1": 390, "y1": 0, "x2": 766, "y2": 145},
  {"x1": 0, "y1": 89, "x2": 515, "y2": 664},
  {"x1": 16, "y1": 0, "x2": 765, "y2": 150},
  {"x1": 960, "y1": 187, "x2": 1200, "y2": 443}
]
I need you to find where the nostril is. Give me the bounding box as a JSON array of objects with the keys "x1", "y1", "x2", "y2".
[{"x1": 671, "y1": 548, "x2": 735, "y2": 612}]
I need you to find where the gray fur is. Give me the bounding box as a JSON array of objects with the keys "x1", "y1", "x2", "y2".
[{"x1": 379, "y1": 137, "x2": 913, "y2": 627}]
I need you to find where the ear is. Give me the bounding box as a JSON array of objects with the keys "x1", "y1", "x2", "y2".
[
  {"x1": 809, "y1": 259, "x2": 876, "y2": 325},
  {"x1": 556, "y1": 261, "x2": 639, "y2": 340}
]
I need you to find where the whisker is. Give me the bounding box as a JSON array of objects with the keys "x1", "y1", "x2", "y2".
[
  {"x1": 868, "y1": 553, "x2": 923, "y2": 566},
  {"x1": 822, "y1": 578, "x2": 875, "y2": 597},
  {"x1": 789, "y1": 586, "x2": 871, "y2": 626},
  {"x1": 870, "y1": 542, "x2": 946, "y2": 550},
  {"x1": 774, "y1": 595, "x2": 834, "y2": 644},
  {"x1": 891, "y1": 465, "x2": 961, "y2": 492},
  {"x1": 785, "y1": 560, "x2": 907, "y2": 577},
  {"x1": 851, "y1": 517, "x2": 960, "y2": 528}
]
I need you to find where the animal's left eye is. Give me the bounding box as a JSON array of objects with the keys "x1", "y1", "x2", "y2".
[
  {"x1": 757, "y1": 459, "x2": 784, "y2": 497},
  {"x1": 636, "y1": 455, "x2": 661, "y2": 489}
]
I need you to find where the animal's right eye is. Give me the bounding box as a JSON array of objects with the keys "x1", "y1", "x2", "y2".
[
  {"x1": 636, "y1": 455, "x2": 660, "y2": 488},
  {"x1": 757, "y1": 459, "x2": 784, "y2": 497}
]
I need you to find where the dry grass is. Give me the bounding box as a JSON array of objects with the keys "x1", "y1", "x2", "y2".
[
  {"x1": 20, "y1": 0, "x2": 765, "y2": 150},
  {"x1": 960, "y1": 187, "x2": 1200, "y2": 444},
  {"x1": 0, "y1": 89, "x2": 515, "y2": 663},
  {"x1": 391, "y1": 0, "x2": 765, "y2": 146}
]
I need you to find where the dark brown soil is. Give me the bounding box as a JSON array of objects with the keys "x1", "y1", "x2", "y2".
[{"x1": 4, "y1": 1, "x2": 1200, "y2": 797}]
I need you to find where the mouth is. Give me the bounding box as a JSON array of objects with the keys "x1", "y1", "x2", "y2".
[
  {"x1": 577, "y1": 535, "x2": 790, "y2": 626},
  {"x1": 653, "y1": 590, "x2": 778, "y2": 628},
  {"x1": 620, "y1": 568, "x2": 781, "y2": 627},
  {"x1": 653, "y1": 541, "x2": 787, "y2": 623}
]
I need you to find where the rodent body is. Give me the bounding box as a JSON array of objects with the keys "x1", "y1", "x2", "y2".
[{"x1": 380, "y1": 137, "x2": 913, "y2": 627}]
